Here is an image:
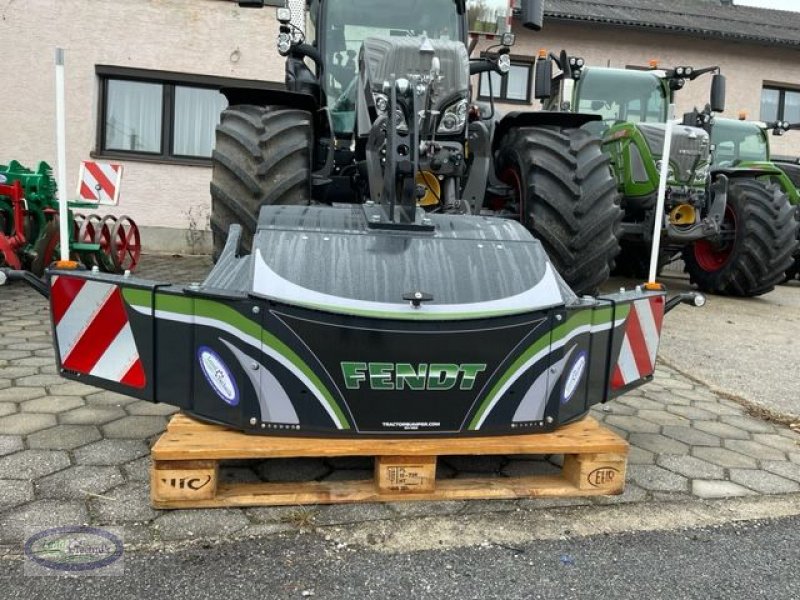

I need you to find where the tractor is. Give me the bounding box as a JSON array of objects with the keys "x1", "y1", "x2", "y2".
[
  {"x1": 211, "y1": 0, "x2": 622, "y2": 296},
  {"x1": 708, "y1": 117, "x2": 800, "y2": 281},
  {"x1": 537, "y1": 54, "x2": 798, "y2": 296},
  {"x1": 0, "y1": 0, "x2": 705, "y2": 438}
]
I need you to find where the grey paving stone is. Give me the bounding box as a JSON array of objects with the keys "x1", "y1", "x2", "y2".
[
  {"x1": 692, "y1": 446, "x2": 758, "y2": 469},
  {"x1": 661, "y1": 426, "x2": 721, "y2": 447},
  {"x1": 729, "y1": 469, "x2": 800, "y2": 494},
  {"x1": 387, "y1": 500, "x2": 466, "y2": 517},
  {"x1": 27, "y1": 425, "x2": 102, "y2": 450},
  {"x1": 0, "y1": 500, "x2": 89, "y2": 545},
  {"x1": 656, "y1": 454, "x2": 725, "y2": 479},
  {"x1": 636, "y1": 409, "x2": 688, "y2": 426},
  {"x1": 59, "y1": 405, "x2": 127, "y2": 425},
  {"x1": 0, "y1": 387, "x2": 46, "y2": 402},
  {"x1": 89, "y1": 482, "x2": 160, "y2": 523},
  {"x1": 7, "y1": 342, "x2": 54, "y2": 352},
  {"x1": 20, "y1": 395, "x2": 85, "y2": 414},
  {"x1": 665, "y1": 405, "x2": 718, "y2": 421},
  {"x1": 124, "y1": 401, "x2": 179, "y2": 417},
  {"x1": 593, "y1": 482, "x2": 649, "y2": 505},
  {"x1": 0, "y1": 449, "x2": 71, "y2": 479},
  {"x1": 102, "y1": 416, "x2": 167, "y2": 439},
  {"x1": 255, "y1": 458, "x2": 330, "y2": 482},
  {"x1": 628, "y1": 433, "x2": 689, "y2": 456},
  {"x1": 13, "y1": 357, "x2": 55, "y2": 368},
  {"x1": 37, "y1": 465, "x2": 124, "y2": 500},
  {"x1": 751, "y1": 434, "x2": 800, "y2": 454},
  {"x1": 73, "y1": 439, "x2": 150, "y2": 466},
  {"x1": 691, "y1": 480, "x2": 755, "y2": 499},
  {"x1": 790, "y1": 453, "x2": 800, "y2": 465},
  {"x1": 154, "y1": 509, "x2": 249, "y2": 541},
  {"x1": 627, "y1": 446, "x2": 656, "y2": 465},
  {"x1": 593, "y1": 403, "x2": 637, "y2": 416},
  {"x1": 0, "y1": 412, "x2": 56, "y2": 435},
  {"x1": 0, "y1": 367, "x2": 38, "y2": 380},
  {"x1": 761, "y1": 461, "x2": 800, "y2": 483},
  {"x1": 719, "y1": 415, "x2": 776, "y2": 434},
  {"x1": 693, "y1": 421, "x2": 751, "y2": 441},
  {"x1": 313, "y1": 503, "x2": 395, "y2": 526},
  {"x1": 626, "y1": 465, "x2": 688, "y2": 493},
  {"x1": 47, "y1": 381, "x2": 101, "y2": 397},
  {"x1": 643, "y1": 391, "x2": 691, "y2": 406},
  {"x1": 0, "y1": 402, "x2": 16, "y2": 417},
  {"x1": 723, "y1": 440, "x2": 787, "y2": 461},
  {"x1": 85, "y1": 391, "x2": 138, "y2": 406},
  {"x1": 605, "y1": 415, "x2": 661, "y2": 434},
  {"x1": 671, "y1": 388, "x2": 720, "y2": 403},
  {"x1": 691, "y1": 401, "x2": 742, "y2": 416},
  {"x1": 0, "y1": 350, "x2": 31, "y2": 361},
  {"x1": 442, "y1": 455, "x2": 506, "y2": 473},
  {"x1": 617, "y1": 396, "x2": 665, "y2": 411},
  {"x1": 0, "y1": 435, "x2": 23, "y2": 457},
  {"x1": 33, "y1": 348, "x2": 56, "y2": 358},
  {"x1": 122, "y1": 456, "x2": 152, "y2": 481},
  {"x1": 14, "y1": 374, "x2": 63, "y2": 387},
  {"x1": 0, "y1": 379, "x2": 10, "y2": 390},
  {"x1": 0, "y1": 479, "x2": 34, "y2": 508},
  {"x1": 501, "y1": 460, "x2": 561, "y2": 478}
]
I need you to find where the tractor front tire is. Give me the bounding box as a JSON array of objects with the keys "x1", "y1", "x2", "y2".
[
  {"x1": 210, "y1": 105, "x2": 312, "y2": 259},
  {"x1": 496, "y1": 126, "x2": 622, "y2": 296},
  {"x1": 683, "y1": 179, "x2": 798, "y2": 296}
]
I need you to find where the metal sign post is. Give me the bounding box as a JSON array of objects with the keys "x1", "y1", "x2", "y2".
[
  {"x1": 648, "y1": 103, "x2": 676, "y2": 284},
  {"x1": 55, "y1": 48, "x2": 69, "y2": 263}
]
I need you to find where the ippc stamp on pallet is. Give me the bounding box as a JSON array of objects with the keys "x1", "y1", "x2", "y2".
[{"x1": 150, "y1": 413, "x2": 629, "y2": 509}]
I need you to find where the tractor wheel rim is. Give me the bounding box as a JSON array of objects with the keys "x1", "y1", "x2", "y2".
[{"x1": 693, "y1": 205, "x2": 737, "y2": 272}]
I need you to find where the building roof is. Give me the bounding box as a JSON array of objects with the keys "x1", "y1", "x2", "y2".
[{"x1": 544, "y1": 0, "x2": 800, "y2": 49}]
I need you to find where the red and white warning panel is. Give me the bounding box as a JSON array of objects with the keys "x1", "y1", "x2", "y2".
[
  {"x1": 77, "y1": 161, "x2": 123, "y2": 205},
  {"x1": 611, "y1": 296, "x2": 665, "y2": 390},
  {"x1": 51, "y1": 275, "x2": 145, "y2": 389}
]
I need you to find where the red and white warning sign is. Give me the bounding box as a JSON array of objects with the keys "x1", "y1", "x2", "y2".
[
  {"x1": 611, "y1": 296, "x2": 665, "y2": 390},
  {"x1": 77, "y1": 161, "x2": 123, "y2": 205},
  {"x1": 51, "y1": 276, "x2": 146, "y2": 389}
]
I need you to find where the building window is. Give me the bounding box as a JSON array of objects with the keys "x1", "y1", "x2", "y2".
[
  {"x1": 93, "y1": 66, "x2": 299, "y2": 164},
  {"x1": 760, "y1": 85, "x2": 800, "y2": 123},
  {"x1": 478, "y1": 60, "x2": 532, "y2": 104}
]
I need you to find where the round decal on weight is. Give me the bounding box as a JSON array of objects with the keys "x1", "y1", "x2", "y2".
[
  {"x1": 562, "y1": 350, "x2": 588, "y2": 405},
  {"x1": 197, "y1": 346, "x2": 239, "y2": 406}
]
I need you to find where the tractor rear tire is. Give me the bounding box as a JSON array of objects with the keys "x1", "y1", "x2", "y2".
[
  {"x1": 496, "y1": 126, "x2": 622, "y2": 296},
  {"x1": 683, "y1": 179, "x2": 798, "y2": 296},
  {"x1": 785, "y1": 206, "x2": 800, "y2": 282},
  {"x1": 210, "y1": 105, "x2": 312, "y2": 259}
]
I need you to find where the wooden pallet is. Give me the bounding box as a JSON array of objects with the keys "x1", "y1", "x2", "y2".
[{"x1": 150, "y1": 414, "x2": 628, "y2": 509}]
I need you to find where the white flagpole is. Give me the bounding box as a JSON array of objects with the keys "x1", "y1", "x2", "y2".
[
  {"x1": 648, "y1": 103, "x2": 676, "y2": 284},
  {"x1": 55, "y1": 48, "x2": 70, "y2": 263}
]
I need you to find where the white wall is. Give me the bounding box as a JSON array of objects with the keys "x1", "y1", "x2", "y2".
[{"x1": 0, "y1": 0, "x2": 282, "y2": 250}]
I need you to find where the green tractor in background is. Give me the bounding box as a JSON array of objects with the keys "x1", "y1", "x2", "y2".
[
  {"x1": 709, "y1": 117, "x2": 800, "y2": 281},
  {"x1": 537, "y1": 54, "x2": 798, "y2": 296}
]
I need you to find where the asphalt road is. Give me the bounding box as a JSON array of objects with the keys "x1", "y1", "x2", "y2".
[
  {"x1": 2, "y1": 514, "x2": 799, "y2": 599},
  {"x1": 608, "y1": 274, "x2": 800, "y2": 421}
]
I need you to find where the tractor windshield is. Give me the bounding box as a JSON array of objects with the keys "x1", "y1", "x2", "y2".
[
  {"x1": 575, "y1": 69, "x2": 668, "y2": 135},
  {"x1": 710, "y1": 119, "x2": 769, "y2": 166},
  {"x1": 314, "y1": 0, "x2": 462, "y2": 135}
]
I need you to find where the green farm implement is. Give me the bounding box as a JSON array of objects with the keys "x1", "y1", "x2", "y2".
[{"x1": 0, "y1": 160, "x2": 140, "y2": 274}]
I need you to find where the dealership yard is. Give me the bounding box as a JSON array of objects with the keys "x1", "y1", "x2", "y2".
[{"x1": 0, "y1": 255, "x2": 798, "y2": 553}]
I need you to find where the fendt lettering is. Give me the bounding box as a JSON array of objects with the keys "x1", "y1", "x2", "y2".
[{"x1": 341, "y1": 362, "x2": 487, "y2": 392}]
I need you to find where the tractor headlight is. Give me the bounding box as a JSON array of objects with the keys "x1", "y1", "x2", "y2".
[
  {"x1": 437, "y1": 99, "x2": 468, "y2": 134},
  {"x1": 656, "y1": 160, "x2": 676, "y2": 182},
  {"x1": 277, "y1": 32, "x2": 291, "y2": 56},
  {"x1": 694, "y1": 164, "x2": 710, "y2": 183},
  {"x1": 374, "y1": 93, "x2": 389, "y2": 114}
]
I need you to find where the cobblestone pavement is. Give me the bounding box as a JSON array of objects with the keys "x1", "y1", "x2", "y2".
[{"x1": 0, "y1": 255, "x2": 799, "y2": 550}]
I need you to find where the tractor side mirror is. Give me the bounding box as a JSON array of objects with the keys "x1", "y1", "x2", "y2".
[
  {"x1": 521, "y1": 0, "x2": 545, "y2": 31},
  {"x1": 710, "y1": 73, "x2": 726, "y2": 113},
  {"x1": 534, "y1": 55, "x2": 553, "y2": 99}
]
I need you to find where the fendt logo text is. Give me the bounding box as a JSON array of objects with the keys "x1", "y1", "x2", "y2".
[{"x1": 341, "y1": 362, "x2": 487, "y2": 391}]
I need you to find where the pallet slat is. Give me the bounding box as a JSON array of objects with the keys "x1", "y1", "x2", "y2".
[{"x1": 150, "y1": 414, "x2": 629, "y2": 509}]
